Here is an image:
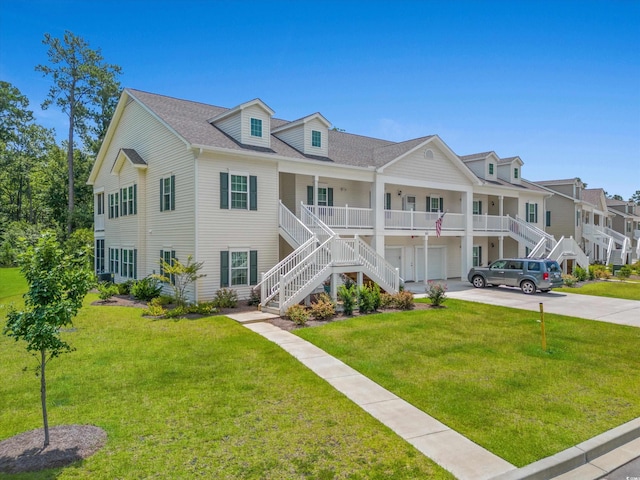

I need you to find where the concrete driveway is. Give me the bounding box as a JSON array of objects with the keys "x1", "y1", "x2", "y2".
[{"x1": 407, "y1": 279, "x2": 640, "y2": 328}]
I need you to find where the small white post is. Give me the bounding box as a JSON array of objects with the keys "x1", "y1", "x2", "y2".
[{"x1": 424, "y1": 232, "x2": 429, "y2": 288}]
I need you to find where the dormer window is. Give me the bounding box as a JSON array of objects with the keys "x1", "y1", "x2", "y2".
[
  {"x1": 489, "y1": 163, "x2": 494, "y2": 175},
  {"x1": 311, "y1": 130, "x2": 321, "y2": 148},
  {"x1": 250, "y1": 118, "x2": 262, "y2": 138},
  {"x1": 514, "y1": 168, "x2": 519, "y2": 179}
]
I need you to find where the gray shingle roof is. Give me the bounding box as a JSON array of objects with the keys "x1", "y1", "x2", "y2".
[
  {"x1": 459, "y1": 151, "x2": 494, "y2": 162},
  {"x1": 121, "y1": 148, "x2": 146, "y2": 165}
]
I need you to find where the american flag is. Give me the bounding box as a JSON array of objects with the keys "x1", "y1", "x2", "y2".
[{"x1": 435, "y1": 211, "x2": 446, "y2": 237}]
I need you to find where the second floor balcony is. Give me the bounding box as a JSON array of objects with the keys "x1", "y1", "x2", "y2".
[{"x1": 305, "y1": 205, "x2": 512, "y2": 234}]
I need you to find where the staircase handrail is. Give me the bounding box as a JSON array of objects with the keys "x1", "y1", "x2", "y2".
[
  {"x1": 300, "y1": 202, "x2": 334, "y2": 243},
  {"x1": 507, "y1": 215, "x2": 555, "y2": 252},
  {"x1": 259, "y1": 237, "x2": 317, "y2": 305},
  {"x1": 549, "y1": 237, "x2": 589, "y2": 269},
  {"x1": 606, "y1": 237, "x2": 614, "y2": 265},
  {"x1": 353, "y1": 236, "x2": 401, "y2": 292},
  {"x1": 279, "y1": 201, "x2": 313, "y2": 246}
]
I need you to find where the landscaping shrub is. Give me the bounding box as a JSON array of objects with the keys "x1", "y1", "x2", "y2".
[
  {"x1": 310, "y1": 293, "x2": 336, "y2": 320},
  {"x1": 142, "y1": 299, "x2": 166, "y2": 317},
  {"x1": 618, "y1": 265, "x2": 632, "y2": 279},
  {"x1": 590, "y1": 264, "x2": 611, "y2": 279},
  {"x1": 338, "y1": 284, "x2": 356, "y2": 316},
  {"x1": 286, "y1": 304, "x2": 309, "y2": 325},
  {"x1": 97, "y1": 282, "x2": 119, "y2": 302},
  {"x1": 155, "y1": 295, "x2": 174, "y2": 305},
  {"x1": 164, "y1": 306, "x2": 188, "y2": 319},
  {"x1": 357, "y1": 285, "x2": 375, "y2": 314},
  {"x1": 131, "y1": 276, "x2": 162, "y2": 301},
  {"x1": 379, "y1": 292, "x2": 395, "y2": 309},
  {"x1": 563, "y1": 274, "x2": 577, "y2": 287},
  {"x1": 426, "y1": 281, "x2": 447, "y2": 306},
  {"x1": 191, "y1": 302, "x2": 217, "y2": 315},
  {"x1": 117, "y1": 280, "x2": 134, "y2": 295},
  {"x1": 370, "y1": 283, "x2": 382, "y2": 311},
  {"x1": 393, "y1": 290, "x2": 414, "y2": 310},
  {"x1": 213, "y1": 288, "x2": 238, "y2": 308},
  {"x1": 247, "y1": 287, "x2": 261, "y2": 306},
  {"x1": 573, "y1": 266, "x2": 587, "y2": 282}
]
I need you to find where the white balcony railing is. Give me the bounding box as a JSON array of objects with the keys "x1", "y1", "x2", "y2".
[{"x1": 305, "y1": 205, "x2": 373, "y2": 229}]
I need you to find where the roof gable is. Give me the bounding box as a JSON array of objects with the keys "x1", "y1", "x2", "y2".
[{"x1": 111, "y1": 148, "x2": 147, "y2": 175}]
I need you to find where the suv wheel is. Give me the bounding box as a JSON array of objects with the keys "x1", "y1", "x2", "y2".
[
  {"x1": 472, "y1": 275, "x2": 486, "y2": 288},
  {"x1": 520, "y1": 280, "x2": 536, "y2": 295}
]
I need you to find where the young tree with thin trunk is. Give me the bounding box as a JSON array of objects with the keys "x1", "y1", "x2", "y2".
[
  {"x1": 36, "y1": 31, "x2": 122, "y2": 234},
  {"x1": 3, "y1": 231, "x2": 94, "y2": 447}
]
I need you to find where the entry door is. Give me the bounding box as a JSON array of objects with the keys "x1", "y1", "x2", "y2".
[{"x1": 404, "y1": 246, "x2": 415, "y2": 282}]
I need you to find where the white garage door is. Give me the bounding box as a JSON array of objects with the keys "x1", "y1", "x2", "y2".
[{"x1": 416, "y1": 247, "x2": 445, "y2": 281}]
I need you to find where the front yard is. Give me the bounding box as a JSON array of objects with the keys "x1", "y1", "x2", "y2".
[
  {"x1": 555, "y1": 279, "x2": 640, "y2": 300},
  {"x1": 295, "y1": 298, "x2": 640, "y2": 466}
]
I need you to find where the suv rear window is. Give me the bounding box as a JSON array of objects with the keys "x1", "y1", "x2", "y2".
[
  {"x1": 527, "y1": 262, "x2": 541, "y2": 271},
  {"x1": 545, "y1": 261, "x2": 560, "y2": 272}
]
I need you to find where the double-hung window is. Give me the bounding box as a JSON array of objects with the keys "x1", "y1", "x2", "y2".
[
  {"x1": 473, "y1": 200, "x2": 483, "y2": 215},
  {"x1": 488, "y1": 163, "x2": 494, "y2": 175},
  {"x1": 250, "y1": 118, "x2": 262, "y2": 137},
  {"x1": 220, "y1": 250, "x2": 258, "y2": 287},
  {"x1": 525, "y1": 202, "x2": 538, "y2": 223},
  {"x1": 121, "y1": 248, "x2": 137, "y2": 279},
  {"x1": 220, "y1": 172, "x2": 257, "y2": 210},
  {"x1": 109, "y1": 247, "x2": 119, "y2": 274},
  {"x1": 514, "y1": 168, "x2": 519, "y2": 179},
  {"x1": 108, "y1": 192, "x2": 119, "y2": 218},
  {"x1": 160, "y1": 175, "x2": 175, "y2": 211},
  {"x1": 426, "y1": 196, "x2": 444, "y2": 213},
  {"x1": 95, "y1": 239, "x2": 105, "y2": 273},
  {"x1": 120, "y1": 185, "x2": 137, "y2": 216},
  {"x1": 96, "y1": 193, "x2": 104, "y2": 215},
  {"x1": 160, "y1": 249, "x2": 176, "y2": 284}
]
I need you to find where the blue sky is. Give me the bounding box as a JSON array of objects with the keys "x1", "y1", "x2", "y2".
[{"x1": 1, "y1": 0, "x2": 639, "y2": 199}]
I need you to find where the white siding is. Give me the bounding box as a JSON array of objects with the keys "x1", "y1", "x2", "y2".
[
  {"x1": 94, "y1": 99, "x2": 196, "y2": 286},
  {"x1": 464, "y1": 159, "x2": 485, "y2": 178},
  {"x1": 215, "y1": 114, "x2": 242, "y2": 142},
  {"x1": 275, "y1": 127, "x2": 305, "y2": 153},
  {"x1": 384, "y1": 145, "x2": 471, "y2": 185},
  {"x1": 241, "y1": 104, "x2": 271, "y2": 148},
  {"x1": 195, "y1": 152, "x2": 280, "y2": 301},
  {"x1": 304, "y1": 118, "x2": 328, "y2": 157}
]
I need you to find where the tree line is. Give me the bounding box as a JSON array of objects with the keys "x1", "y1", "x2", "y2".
[{"x1": 1, "y1": 31, "x2": 122, "y2": 265}]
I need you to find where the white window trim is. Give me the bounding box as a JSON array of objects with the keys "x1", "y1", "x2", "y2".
[
  {"x1": 229, "y1": 249, "x2": 250, "y2": 286},
  {"x1": 229, "y1": 170, "x2": 250, "y2": 210}
]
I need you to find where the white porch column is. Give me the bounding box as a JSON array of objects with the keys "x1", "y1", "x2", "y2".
[
  {"x1": 423, "y1": 232, "x2": 429, "y2": 288},
  {"x1": 461, "y1": 190, "x2": 474, "y2": 278},
  {"x1": 331, "y1": 272, "x2": 339, "y2": 301},
  {"x1": 499, "y1": 236, "x2": 504, "y2": 259},
  {"x1": 499, "y1": 196, "x2": 504, "y2": 217},
  {"x1": 372, "y1": 173, "x2": 385, "y2": 256},
  {"x1": 313, "y1": 175, "x2": 319, "y2": 207}
]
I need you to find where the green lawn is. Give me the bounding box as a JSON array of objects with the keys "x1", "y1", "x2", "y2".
[
  {"x1": 0, "y1": 269, "x2": 451, "y2": 479},
  {"x1": 0, "y1": 267, "x2": 27, "y2": 305},
  {"x1": 555, "y1": 280, "x2": 640, "y2": 300},
  {"x1": 295, "y1": 300, "x2": 640, "y2": 467}
]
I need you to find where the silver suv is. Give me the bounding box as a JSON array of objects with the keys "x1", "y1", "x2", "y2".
[{"x1": 467, "y1": 258, "x2": 563, "y2": 294}]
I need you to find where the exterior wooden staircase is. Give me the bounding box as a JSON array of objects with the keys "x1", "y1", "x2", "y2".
[{"x1": 259, "y1": 202, "x2": 400, "y2": 315}]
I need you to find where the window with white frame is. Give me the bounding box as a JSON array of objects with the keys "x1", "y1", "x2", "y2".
[
  {"x1": 404, "y1": 195, "x2": 416, "y2": 211},
  {"x1": 250, "y1": 118, "x2": 262, "y2": 137},
  {"x1": 121, "y1": 248, "x2": 137, "y2": 279},
  {"x1": 95, "y1": 239, "x2": 105, "y2": 273},
  {"x1": 108, "y1": 192, "x2": 119, "y2": 218},
  {"x1": 120, "y1": 185, "x2": 137, "y2": 216},
  {"x1": 220, "y1": 250, "x2": 258, "y2": 287},
  {"x1": 525, "y1": 202, "x2": 538, "y2": 223},
  {"x1": 489, "y1": 163, "x2": 494, "y2": 175},
  {"x1": 231, "y1": 174, "x2": 248, "y2": 209},
  {"x1": 514, "y1": 167, "x2": 519, "y2": 179},
  {"x1": 627, "y1": 221, "x2": 632, "y2": 233},
  {"x1": 472, "y1": 245, "x2": 482, "y2": 267},
  {"x1": 109, "y1": 247, "x2": 119, "y2": 274},
  {"x1": 160, "y1": 249, "x2": 176, "y2": 284},
  {"x1": 221, "y1": 172, "x2": 257, "y2": 210},
  {"x1": 96, "y1": 193, "x2": 104, "y2": 215},
  {"x1": 426, "y1": 196, "x2": 444, "y2": 213},
  {"x1": 473, "y1": 200, "x2": 482, "y2": 215},
  {"x1": 160, "y1": 176, "x2": 175, "y2": 211},
  {"x1": 311, "y1": 130, "x2": 321, "y2": 148}
]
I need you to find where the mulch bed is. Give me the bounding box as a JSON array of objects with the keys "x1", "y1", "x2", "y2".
[{"x1": 0, "y1": 425, "x2": 106, "y2": 473}]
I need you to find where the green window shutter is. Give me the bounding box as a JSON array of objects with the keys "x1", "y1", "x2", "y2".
[
  {"x1": 546, "y1": 210, "x2": 551, "y2": 227},
  {"x1": 385, "y1": 192, "x2": 391, "y2": 210},
  {"x1": 160, "y1": 179, "x2": 164, "y2": 212},
  {"x1": 171, "y1": 250, "x2": 176, "y2": 284},
  {"x1": 534, "y1": 203, "x2": 538, "y2": 223},
  {"x1": 525, "y1": 203, "x2": 529, "y2": 221},
  {"x1": 170, "y1": 175, "x2": 175, "y2": 210},
  {"x1": 439, "y1": 198, "x2": 444, "y2": 212},
  {"x1": 478, "y1": 201, "x2": 482, "y2": 215},
  {"x1": 307, "y1": 186, "x2": 313, "y2": 205},
  {"x1": 426, "y1": 196, "x2": 431, "y2": 212},
  {"x1": 249, "y1": 250, "x2": 258, "y2": 285},
  {"x1": 133, "y1": 184, "x2": 137, "y2": 215},
  {"x1": 220, "y1": 172, "x2": 229, "y2": 209},
  {"x1": 220, "y1": 251, "x2": 229, "y2": 287},
  {"x1": 133, "y1": 249, "x2": 137, "y2": 279},
  {"x1": 249, "y1": 175, "x2": 257, "y2": 211},
  {"x1": 120, "y1": 189, "x2": 123, "y2": 216},
  {"x1": 328, "y1": 188, "x2": 333, "y2": 206},
  {"x1": 479, "y1": 246, "x2": 482, "y2": 265},
  {"x1": 119, "y1": 248, "x2": 122, "y2": 275}
]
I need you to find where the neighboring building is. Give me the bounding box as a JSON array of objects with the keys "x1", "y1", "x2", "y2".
[
  {"x1": 89, "y1": 89, "x2": 587, "y2": 312},
  {"x1": 607, "y1": 198, "x2": 640, "y2": 263},
  {"x1": 534, "y1": 179, "x2": 632, "y2": 266}
]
